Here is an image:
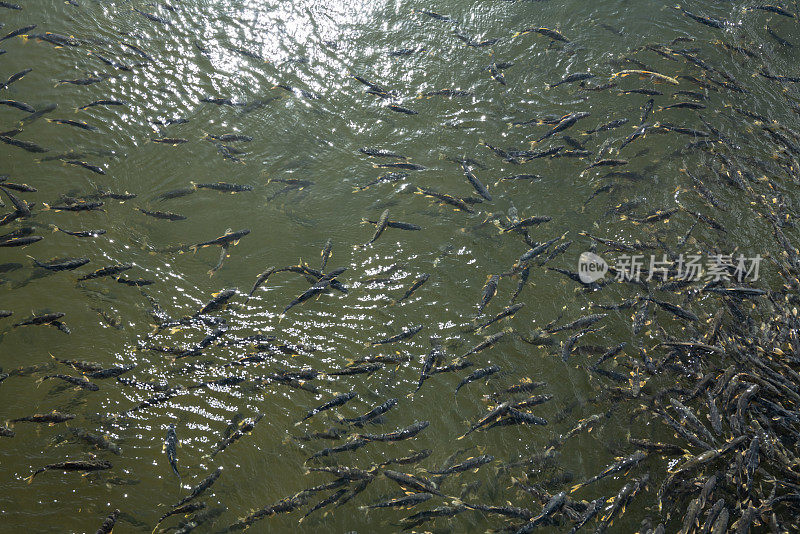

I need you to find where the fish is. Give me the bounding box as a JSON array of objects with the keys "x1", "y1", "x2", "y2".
[
  {"x1": 12, "y1": 411, "x2": 75, "y2": 424},
  {"x1": 584, "y1": 118, "x2": 629, "y2": 135},
  {"x1": 533, "y1": 112, "x2": 591, "y2": 144},
  {"x1": 78, "y1": 264, "x2": 132, "y2": 281},
  {"x1": 77, "y1": 99, "x2": 126, "y2": 111},
  {"x1": 396, "y1": 273, "x2": 429, "y2": 303},
  {"x1": 26, "y1": 459, "x2": 112, "y2": 483},
  {"x1": 151, "y1": 137, "x2": 188, "y2": 145},
  {"x1": 95, "y1": 509, "x2": 120, "y2": 534},
  {"x1": 362, "y1": 493, "x2": 433, "y2": 510},
  {"x1": 514, "y1": 27, "x2": 569, "y2": 42},
  {"x1": 70, "y1": 428, "x2": 121, "y2": 454},
  {"x1": 357, "y1": 420, "x2": 430, "y2": 442},
  {"x1": 153, "y1": 503, "x2": 206, "y2": 533},
  {"x1": 363, "y1": 209, "x2": 389, "y2": 247},
  {"x1": 611, "y1": 69, "x2": 680, "y2": 85},
  {"x1": 455, "y1": 365, "x2": 501, "y2": 395},
  {"x1": 45, "y1": 201, "x2": 103, "y2": 211},
  {"x1": 0, "y1": 25, "x2": 36, "y2": 42},
  {"x1": 13, "y1": 312, "x2": 65, "y2": 327},
  {"x1": 374, "y1": 162, "x2": 425, "y2": 171},
  {"x1": 570, "y1": 451, "x2": 648, "y2": 492},
  {"x1": 39, "y1": 374, "x2": 99, "y2": 391},
  {"x1": 342, "y1": 398, "x2": 399, "y2": 427},
  {"x1": 301, "y1": 392, "x2": 357, "y2": 422},
  {"x1": 429, "y1": 455, "x2": 494, "y2": 475},
  {"x1": 0, "y1": 135, "x2": 48, "y2": 153},
  {"x1": 194, "y1": 182, "x2": 254, "y2": 192},
  {"x1": 134, "y1": 7, "x2": 170, "y2": 24},
  {"x1": 31, "y1": 257, "x2": 89, "y2": 271},
  {"x1": 191, "y1": 229, "x2": 250, "y2": 249},
  {"x1": 0, "y1": 235, "x2": 41, "y2": 247},
  {"x1": 173, "y1": 467, "x2": 223, "y2": 508},
  {"x1": 387, "y1": 104, "x2": 418, "y2": 115},
  {"x1": 137, "y1": 208, "x2": 187, "y2": 221},
  {"x1": 478, "y1": 275, "x2": 500, "y2": 315},
  {"x1": 0, "y1": 100, "x2": 35, "y2": 113},
  {"x1": 359, "y1": 147, "x2": 406, "y2": 159},
  {"x1": 460, "y1": 162, "x2": 492, "y2": 201},
  {"x1": 370, "y1": 324, "x2": 423, "y2": 345},
  {"x1": 549, "y1": 73, "x2": 595, "y2": 88},
  {"x1": 415, "y1": 186, "x2": 474, "y2": 213},
  {"x1": 383, "y1": 470, "x2": 442, "y2": 495},
  {"x1": 515, "y1": 492, "x2": 567, "y2": 533},
  {"x1": 461, "y1": 331, "x2": 506, "y2": 358},
  {"x1": 282, "y1": 268, "x2": 346, "y2": 314},
  {"x1": 52, "y1": 226, "x2": 106, "y2": 237},
  {"x1": 748, "y1": 4, "x2": 796, "y2": 17},
  {"x1": 767, "y1": 25, "x2": 793, "y2": 47},
  {"x1": 164, "y1": 424, "x2": 180, "y2": 476},
  {"x1": 47, "y1": 118, "x2": 98, "y2": 131}
]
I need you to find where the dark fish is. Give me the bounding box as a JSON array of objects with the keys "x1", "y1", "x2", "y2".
[
  {"x1": 53, "y1": 226, "x2": 106, "y2": 237},
  {"x1": 584, "y1": 118, "x2": 629, "y2": 135},
  {"x1": 387, "y1": 104, "x2": 418, "y2": 115},
  {"x1": 13, "y1": 312, "x2": 65, "y2": 327},
  {"x1": 137, "y1": 208, "x2": 186, "y2": 221},
  {"x1": 477, "y1": 275, "x2": 500, "y2": 314},
  {"x1": 134, "y1": 7, "x2": 170, "y2": 24},
  {"x1": 78, "y1": 99, "x2": 126, "y2": 110},
  {"x1": 0, "y1": 25, "x2": 36, "y2": 42},
  {"x1": 173, "y1": 467, "x2": 223, "y2": 508},
  {"x1": 429, "y1": 454, "x2": 494, "y2": 475},
  {"x1": 151, "y1": 138, "x2": 188, "y2": 145},
  {"x1": 12, "y1": 411, "x2": 75, "y2": 424},
  {"x1": 26, "y1": 459, "x2": 111, "y2": 483},
  {"x1": 375, "y1": 162, "x2": 425, "y2": 171},
  {"x1": 301, "y1": 391, "x2": 357, "y2": 421},
  {"x1": 397, "y1": 273, "x2": 429, "y2": 303},
  {"x1": 767, "y1": 25, "x2": 793, "y2": 47},
  {"x1": 78, "y1": 264, "x2": 132, "y2": 281},
  {"x1": 343, "y1": 398, "x2": 399, "y2": 427},
  {"x1": 0, "y1": 100, "x2": 35, "y2": 113},
  {"x1": 455, "y1": 365, "x2": 501, "y2": 394},
  {"x1": 549, "y1": 73, "x2": 595, "y2": 88},
  {"x1": 534, "y1": 112, "x2": 591, "y2": 143},
  {"x1": 164, "y1": 424, "x2": 179, "y2": 476},
  {"x1": 1, "y1": 68, "x2": 32, "y2": 90},
  {"x1": 370, "y1": 324, "x2": 423, "y2": 346},
  {"x1": 95, "y1": 509, "x2": 119, "y2": 534},
  {"x1": 194, "y1": 182, "x2": 253, "y2": 192},
  {"x1": 357, "y1": 420, "x2": 429, "y2": 442},
  {"x1": 32, "y1": 257, "x2": 90, "y2": 271},
  {"x1": 0, "y1": 235, "x2": 41, "y2": 247},
  {"x1": 47, "y1": 118, "x2": 98, "y2": 131},
  {"x1": 383, "y1": 470, "x2": 442, "y2": 495},
  {"x1": 676, "y1": 6, "x2": 726, "y2": 28},
  {"x1": 415, "y1": 186, "x2": 474, "y2": 213},
  {"x1": 40, "y1": 374, "x2": 99, "y2": 391},
  {"x1": 362, "y1": 493, "x2": 432, "y2": 509},
  {"x1": 46, "y1": 201, "x2": 103, "y2": 211},
  {"x1": 0, "y1": 135, "x2": 48, "y2": 153},
  {"x1": 460, "y1": 162, "x2": 491, "y2": 201},
  {"x1": 514, "y1": 27, "x2": 570, "y2": 42},
  {"x1": 363, "y1": 209, "x2": 389, "y2": 247}
]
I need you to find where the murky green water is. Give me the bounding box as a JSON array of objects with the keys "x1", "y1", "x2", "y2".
[{"x1": 1, "y1": 0, "x2": 799, "y2": 532}]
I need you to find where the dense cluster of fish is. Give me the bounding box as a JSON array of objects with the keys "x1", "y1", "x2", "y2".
[{"x1": 2, "y1": 0, "x2": 800, "y2": 532}]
